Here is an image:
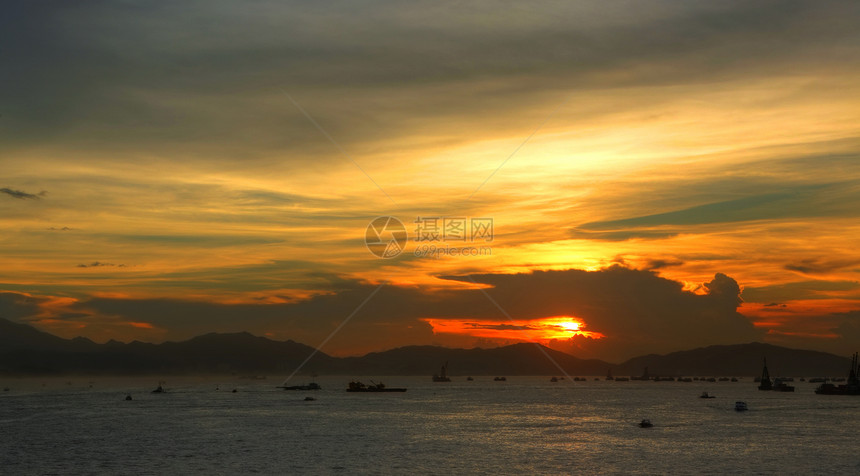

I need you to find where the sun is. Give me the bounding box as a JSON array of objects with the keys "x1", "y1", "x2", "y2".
[{"x1": 556, "y1": 320, "x2": 581, "y2": 332}]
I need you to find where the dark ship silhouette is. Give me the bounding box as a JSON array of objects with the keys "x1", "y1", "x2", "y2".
[
  {"x1": 815, "y1": 352, "x2": 860, "y2": 395},
  {"x1": 757, "y1": 358, "x2": 794, "y2": 392},
  {"x1": 432, "y1": 362, "x2": 451, "y2": 382},
  {"x1": 347, "y1": 380, "x2": 407, "y2": 392}
]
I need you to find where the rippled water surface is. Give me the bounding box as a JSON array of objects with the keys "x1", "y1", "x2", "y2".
[{"x1": 2, "y1": 376, "x2": 858, "y2": 474}]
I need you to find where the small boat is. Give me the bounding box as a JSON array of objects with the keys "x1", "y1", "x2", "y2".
[
  {"x1": 152, "y1": 382, "x2": 166, "y2": 393},
  {"x1": 432, "y1": 362, "x2": 452, "y2": 382},
  {"x1": 735, "y1": 401, "x2": 748, "y2": 411},
  {"x1": 278, "y1": 382, "x2": 322, "y2": 391},
  {"x1": 550, "y1": 376, "x2": 558, "y2": 382},
  {"x1": 606, "y1": 369, "x2": 614, "y2": 381},
  {"x1": 494, "y1": 377, "x2": 507, "y2": 381},
  {"x1": 466, "y1": 376, "x2": 474, "y2": 381},
  {"x1": 758, "y1": 358, "x2": 773, "y2": 391},
  {"x1": 304, "y1": 396, "x2": 316, "y2": 401},
  {"x1": 700, "y1": 392, "x2": 715, "y2": 399},
  {"x1": 631, "y1": 367, "x2": 650, "y2": 381},
  {"x1": 346, "y1": 380, "x2": 407, "y2": 392},
  {"x1": 124, "y1": 394, "x2": 133, "y2": 401},
  {"x1": 773, "y1": 378, "x2": 795, "y2": 392},
  {"x1": 730, "y1": 377, "x2": 738, "y2": 382},
  {"x1": 639, "y1": 419, "x2": 653, "y2": 428},
  {"x1": 815, "y1": 352, "x2": 860, "y2": 395}
]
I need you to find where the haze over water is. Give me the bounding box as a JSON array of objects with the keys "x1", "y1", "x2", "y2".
[{"x1": 2, "y1": 377, "x2": 857, "y2": 474}]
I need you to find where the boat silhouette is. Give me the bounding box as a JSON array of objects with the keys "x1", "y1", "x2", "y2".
[
  {"x1": 432, "y1": 362, "x2": 451, "y2": 382},
  {"x1": 346, "y1": 380, "x2": 406, "y2": 392},
  {"x1": 758, "y1": 358, "x2": 773, "y2": 391},
  {"x1": 815, "y1": 352, "x2": 860, "y2": 395}
]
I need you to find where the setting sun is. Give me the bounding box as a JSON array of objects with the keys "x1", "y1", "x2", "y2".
[{"x1": 423, "y1": 316, "x2": 604, "y2": 343}]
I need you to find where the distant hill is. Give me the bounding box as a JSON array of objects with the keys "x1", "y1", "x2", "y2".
[
  {"x1": 0, "y1": 319, "x2": 331, "y2": 375},
  {"x1": 337, "y1": 343, "x2": 611, "y2": 376},
  {"x1": 0, "y1": 318, "x2": 852, "y2": 377},
  {"x1": 616, "y1": 342, "x2": 850, "y2": 377}
]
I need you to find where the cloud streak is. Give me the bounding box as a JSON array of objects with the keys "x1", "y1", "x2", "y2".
[{"x1": 1, "y1": 188, "x2": 42, "y2": 200}]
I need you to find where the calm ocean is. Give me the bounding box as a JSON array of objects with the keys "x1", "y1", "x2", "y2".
[{"x1": 2, "y1": 376, "x2": 858, "y2": 475}]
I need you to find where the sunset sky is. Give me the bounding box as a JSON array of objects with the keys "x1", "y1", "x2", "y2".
[{"x1": 2, "y1": 0, "x2": 859, "y2": 362}]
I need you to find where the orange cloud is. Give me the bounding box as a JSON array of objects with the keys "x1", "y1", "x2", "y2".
[{"x1": 423, "y1": 316, "x2": 604, "y2": 343}]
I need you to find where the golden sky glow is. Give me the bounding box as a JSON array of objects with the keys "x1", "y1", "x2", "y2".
[
  {"x1": 424, "y1": 316, "x2": 605, "y2": 343},
  {"x1": 1, "y1": 1, "x2": 860, "y2": 361}
]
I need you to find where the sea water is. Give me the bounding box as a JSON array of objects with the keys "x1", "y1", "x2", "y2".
[{"x1": 1, "y1": 376, "x2": 858, "y2": 475}]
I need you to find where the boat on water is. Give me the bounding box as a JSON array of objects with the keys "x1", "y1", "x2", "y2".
[
  {"x1": 494, "y1": 376, "x2": 507, "y2": 381},
  {"x1": 278, "y1": 382, "x2": 322, "y2": 391},
  {"x1": 605, "y1": 369, "x2": 614, "y2": 381},
  {"x1": 815, "y1": 352, "x2": 860, "y2": 395},
  {"x1": 700, "y1": 392, "x2": 715, "y2": 399},
  {"x1": 638, "y1": 419, "x2": 653, "y2": 428},
  {"x1": 346, "y1": 380, "x2": 407, "y2": 392},
  {"x1": 735, "y1": 401, "x2": 748, "y2": 411},
  {"x1": 550, "y1": 376, "x2": 558, "y2": 382},
  {"x1": 630, "y1": 367, "x2": 650, "y2": 381},
  {"x1": 758, "y1": 358, "x2": 773, "y2": 391},
  {"x1": 773, "y1": 378, "x2": 795, "y2": 392},
  {"x1": 466, "y1": 376, "x2": 474, "y2": 381},
  {"x1": 152, "y1": 382, "x2": 166, "y2": 393},
  {"x1": 432, "y1": 362, "x2": 451, "y2": 382}
]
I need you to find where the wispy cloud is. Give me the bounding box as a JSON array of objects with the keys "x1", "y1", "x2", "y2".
[
  {"x1": 76, "y1": 262, "x2": 127, "y2": 268},
  {"x1": 1, "y1": 188, "x2": 43, "y2": 200}
]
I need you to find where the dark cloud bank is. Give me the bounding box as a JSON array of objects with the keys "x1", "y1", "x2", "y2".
[{"x1": 1, "y1": 266, "x2": 781, "y2": 361}]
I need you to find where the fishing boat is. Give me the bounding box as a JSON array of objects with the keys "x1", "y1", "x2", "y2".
[
  {"x1": 773, "y1": 378, "x2": 795, "y2": 392},
  {"x1": 734, "y1": 401, "x2": 748, "y2": 412},
  {"x1": 758, "y1": 358, "x2": 773, "y2": 391},
  {"x1": 815, "y1": 352, "x2": 860, "y2": 395},
  {"x1": 152, "y1": 381, "x2": 166, "y2": 393},
  {"x1": 631, "y1": 367, "x2": 650, "y2": 381},
  {"x1": 494, "y1": 376, "x2": 507, "y2": 381},
  {"x1": 638, "y1": 419, "x2": 653, "y2": 428},
  {"x1": 346, "y1": 380, "x2": 407, "y2": 392},
  {"x1": 432, "y1": 362, "x2": 451, "y2": 382}
]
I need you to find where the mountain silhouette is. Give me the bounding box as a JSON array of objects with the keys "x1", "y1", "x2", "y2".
[{"x1": 0, "y1": 318, "x2": 851, "y2": 377}]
